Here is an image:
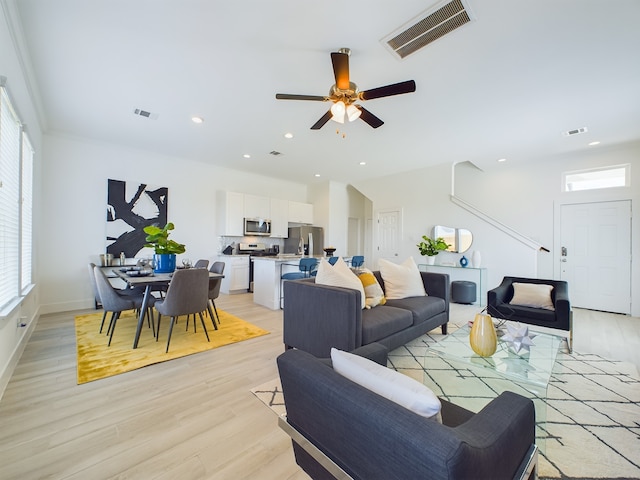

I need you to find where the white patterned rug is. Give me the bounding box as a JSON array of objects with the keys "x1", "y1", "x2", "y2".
[{"x1": 252, "y1": 330, "x2": 640, "y2": 480}]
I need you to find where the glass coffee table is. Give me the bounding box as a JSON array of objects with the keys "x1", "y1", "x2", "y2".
[{"x1": 421, "y1": 322, "x2": 563, "y2": 452}]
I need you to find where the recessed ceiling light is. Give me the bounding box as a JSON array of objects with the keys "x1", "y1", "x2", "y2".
[
  {"x1": 359, "y1": 161, "x2": 366, "y2": 165},
  {"x1": 497, "y1": 158, "x2": 507, "y2": 163},
  {"x1": 243, "y1": 154, "x2": 251, "y2": 159},
  {"x1": 191, "y1": 116, "x2": 204, "y2": 124},
  {"x1": 284, "y1": 132, "x2": 294, "y2": 139},
  {"x1": 314, "y1": 174, "x2": 321, "y2": 177},
  {"x1": 588, "y1": 141, "x2": 601, "y2": 146}
]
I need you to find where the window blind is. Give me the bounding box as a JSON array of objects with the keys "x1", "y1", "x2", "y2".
[
  {"x1": 0, "y1": 87, "x2": 21, "y2": 310},
  {"x1": 21, "y1": 134, "x2": 33, "y2": 291}
]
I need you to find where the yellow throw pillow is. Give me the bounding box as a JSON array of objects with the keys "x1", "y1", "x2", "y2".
[{"x1": 358, "y1": 269, "x2": 387, "y2": 309}]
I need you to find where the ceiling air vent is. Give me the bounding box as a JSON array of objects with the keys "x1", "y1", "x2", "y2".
[
  {"x1": 269, "y1": 151, "x2": 283, "y2": 156},
  {"x1": 563, "y1": 127, "x2": 588, "y2": 137},
  {"x1": 133, "y1": 108, "x2": 159, "y2": 120},
  {"x1": 382, "y1": 0, "x2": 473, "y2": 59}
]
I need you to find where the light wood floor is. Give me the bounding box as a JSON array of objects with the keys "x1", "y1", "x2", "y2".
[{"x1": 0, "y1": 294, "x2": 638, "y2": 479}]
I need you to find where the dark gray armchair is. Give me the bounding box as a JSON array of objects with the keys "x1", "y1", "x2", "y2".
[
  {"x1": 277, "y1": 345, "x2": 538, "y2": 480},
  {"x1": 487, "y1": 276, "x2": 572, "y2": 351}
]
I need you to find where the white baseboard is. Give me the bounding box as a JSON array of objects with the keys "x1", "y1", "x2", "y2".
[{"x1": 0, "y1": 310, "x2": 39, "y2": 401}]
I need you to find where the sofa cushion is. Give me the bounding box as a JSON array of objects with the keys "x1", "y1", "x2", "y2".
[
  {"x1": 494, "y1": 303, "x2": 558, "y2": 324},
  {"x1": 357, "y1": 268, "x2": 386, "y2": 308},
  {"x1": 361, "y1": 306, "x2": 413, "y2": 344},
  {"x1": 331, "y1": 347, "x2": 441, "y2": 421},
  {"x1": 315, "y1": 257, "x2": 366, "y2": 309},
  {"x1": 378, "y1": 257, "x2": 427, "y2": 300},
  {"x1": 384, "y1": 296, "x2": 446, "y2": 326},
  {"x1": 510, "y1": 282, "x2": 555, "y2": 310}
]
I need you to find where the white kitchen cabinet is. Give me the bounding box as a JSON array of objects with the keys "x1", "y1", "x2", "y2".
[
  {"x1": 270, "y1": 198, "x2": 289, "y2": 238},
  {"x1": 244, "y1": 194, "x2": 270, "y2": 219},
  {"x1": 217, "y1": 191, "x2": 244, "y2": 236},
  {"x1": 218, "y1": 255, "x2": 250, "y2": 294},
  {"x1": 288, "y1": 201, "x2": 313, "y2": 224}
]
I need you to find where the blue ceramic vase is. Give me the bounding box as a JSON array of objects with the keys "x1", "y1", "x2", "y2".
[{"x1": 459, "y1": 255, "x2": 468, "y2": 268}]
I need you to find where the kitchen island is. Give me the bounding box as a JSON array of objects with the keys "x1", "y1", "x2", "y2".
[{"x1": 252, "y1": 255, "x2": 327, "y2": 310}]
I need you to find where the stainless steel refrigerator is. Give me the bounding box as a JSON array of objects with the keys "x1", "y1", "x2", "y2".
[{"x1": 284, "y1": 226, "x2": 324, "y2": 255}]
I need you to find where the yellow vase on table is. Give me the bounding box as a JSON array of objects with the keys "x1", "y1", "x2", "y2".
[{"x1": 469, "y1": 313, "x2": 497, "y2": 357}]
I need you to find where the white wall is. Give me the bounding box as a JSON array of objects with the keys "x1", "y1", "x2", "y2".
[
  {"x1": 354, "y1": 142, "x2": 640, "y2": 316},
  {"x1": 39, "y1": 133, "x2": 309, "y2": 313}
]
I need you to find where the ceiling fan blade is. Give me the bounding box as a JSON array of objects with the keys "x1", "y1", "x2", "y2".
[
  {"x1": 310, "y1": 110, "x2": 333, "y2": 130},
  {"x1": 276, "y1": 93, "x2": 328, "y2": 101},
  {"x1": 360, "y1": 80, "x2": 416, "y2": 101},
  {"x1": 356, "y1": 106, "x2": 384, "y2": 129},
  {"x1": 331, "y1": 52, "x2": 350, "y2": 90}
]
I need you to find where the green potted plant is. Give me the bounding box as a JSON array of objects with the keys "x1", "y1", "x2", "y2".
[
  {"x1": 143, "y1": 222, "x2": 186, "y2": 273},
  {"x1": 417, "y1": 235, "x2": 450, "y2": 265}
]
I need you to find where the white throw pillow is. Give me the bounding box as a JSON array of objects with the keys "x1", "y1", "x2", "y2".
[
  {"x1": 331, "y1": 348, "x2": 442, "y2": 421},
  {"x1": 510, "y1": 282, "x2": 555, "y2": 310},
  {"x1": 378, "y1": 257, "x2": 427, "y2": 300},
  {"x1": 315, "y1": 257, "x2": 366, "y2": 309}
]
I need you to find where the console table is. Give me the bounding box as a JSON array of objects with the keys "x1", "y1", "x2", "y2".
[{"x1": 418, "y1": 263, "x2": 487, "y2": 306}]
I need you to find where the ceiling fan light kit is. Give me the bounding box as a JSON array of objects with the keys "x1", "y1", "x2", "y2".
[{"x1": 276, "y1": 48, "x2": 416, "y2": 130}]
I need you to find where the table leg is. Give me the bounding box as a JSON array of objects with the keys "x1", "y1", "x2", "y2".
[{"x1": 133, "y1": 285, "x2": 153, "y2": 349}]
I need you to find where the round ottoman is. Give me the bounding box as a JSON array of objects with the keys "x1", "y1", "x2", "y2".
[{"x1": 451, "y1": 280, "x2": 477, "y2": 304}]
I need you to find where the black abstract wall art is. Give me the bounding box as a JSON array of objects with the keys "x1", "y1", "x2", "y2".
[{"x1": 106, "y1": 179, "x2": 168, "y2": 258}]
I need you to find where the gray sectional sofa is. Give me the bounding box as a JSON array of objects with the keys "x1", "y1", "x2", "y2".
[{"x1": 283, "y1": 271, "x2": 450, "y2": 357}]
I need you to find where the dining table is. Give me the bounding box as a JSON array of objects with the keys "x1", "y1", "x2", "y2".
[{"x1": 113, "y1": 268, "x2": 225, "y2": 349}]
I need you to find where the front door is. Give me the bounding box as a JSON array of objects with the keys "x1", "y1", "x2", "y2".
[{"x1": 560, "y1": 200, "x2": 631, "y2": 314}]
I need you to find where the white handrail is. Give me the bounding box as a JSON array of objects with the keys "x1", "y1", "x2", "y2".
[{"x1": 450, "y1": 162, "x2": 549, "y2": 252}]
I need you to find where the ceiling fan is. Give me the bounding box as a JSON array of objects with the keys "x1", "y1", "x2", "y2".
[{"x1": 275, "y1": 48, "x2": 416, "y2": 130}]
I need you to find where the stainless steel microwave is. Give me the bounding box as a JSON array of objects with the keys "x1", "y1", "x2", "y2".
[{"x1": 244, "y1": 218, "x2": 271, "y2": 236}]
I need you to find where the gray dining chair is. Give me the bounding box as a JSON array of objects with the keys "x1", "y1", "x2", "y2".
[
  {"x1": 194, "y1": 259, "x2": 209, "y2": 269},
  {"x1": 88, "y1": 262, "x2": 145, "y2": 334},
  {"x1": 93, "y1": 266, "x2": 156, "y2": 346},
  {"x1": 208, "y1": 261, "x2": 226, "y2": 327},
  {"x1": 155, "y1": 268, "x2": 211, "y2": 353}
]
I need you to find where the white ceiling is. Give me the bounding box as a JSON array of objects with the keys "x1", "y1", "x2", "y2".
[{"x1": 13, "y1": 0, "x2": 640, "y2": 185}]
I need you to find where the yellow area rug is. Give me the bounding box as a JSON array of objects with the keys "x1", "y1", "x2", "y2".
[{"x1": 75, "y1": 309, "x2": 269, "y2": 384}]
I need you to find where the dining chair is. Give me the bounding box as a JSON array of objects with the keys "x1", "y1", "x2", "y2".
[
  {"x1": 327, "y1": 256, "x2": 339, "y2": 265},
  {"x1": 155, "y1": 268, "x2": 211, "y2": 353},
  {"x1": 194, "y1": 259, "x2": 209, "y2": 269},
  {"x1": 93, "y1": 266, "x2": 156, "y2": 346},
  {"x1": 187, "y1": 261, "x2": 226, "y2": 330},
  {"x1": 207, "y1": 261, "x2": 226, "y2": 327},
  {"x1": 88, "y1": 262, "x2": 145, "y2": 333}
]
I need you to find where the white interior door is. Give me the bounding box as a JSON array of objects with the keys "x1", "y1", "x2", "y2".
[
  {"x1": 560, "y1": 200, "x2": 631, "y2": 314},
  {"x1": 376, "y1": 209, "x2": 401, "y2": 265}
]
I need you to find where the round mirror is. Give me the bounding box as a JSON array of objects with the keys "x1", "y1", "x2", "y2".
[
  {"x1": 458, "y1": 229, "x2": 473, "y2": 253},
  {"x1": 432, "y1": 225, "x2": 473, "y2": 253}
]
